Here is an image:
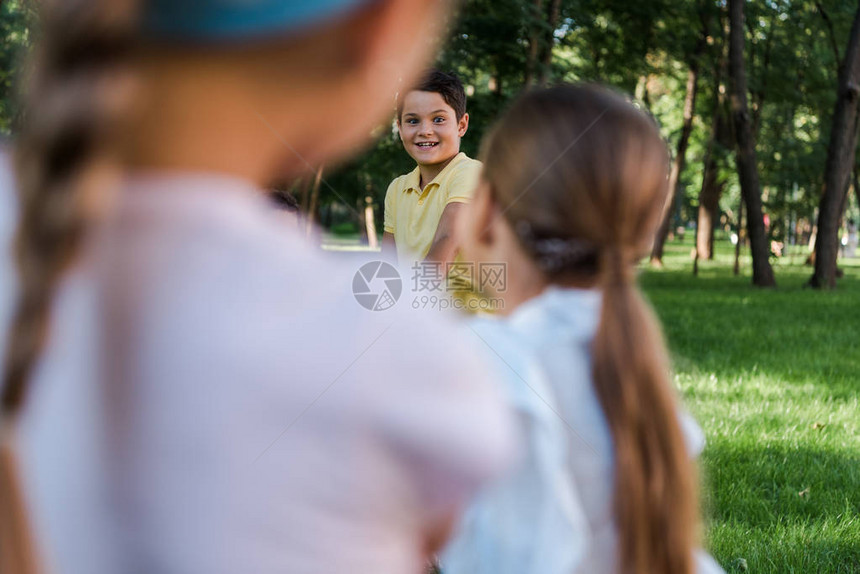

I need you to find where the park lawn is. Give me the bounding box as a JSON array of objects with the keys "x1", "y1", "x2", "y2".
[{"x1": 641, "y1": 238, "x2": 860, "y2": 573}]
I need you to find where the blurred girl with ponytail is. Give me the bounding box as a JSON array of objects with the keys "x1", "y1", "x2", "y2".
[
  {"x1": 442, "y1": 84, "x2": 724, "y2": 574},
  {"x1": 0, "y1": 1, "x2": 516, "y2": 573}
]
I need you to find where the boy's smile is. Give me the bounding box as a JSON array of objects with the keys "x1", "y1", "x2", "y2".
[{"x1": 399, "y1": 90, "x2": 469, "y2": 176}]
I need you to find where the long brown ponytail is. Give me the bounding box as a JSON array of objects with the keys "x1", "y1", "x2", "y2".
[
  {"x1": 3, "y1": 0, "x2": 138, "y2": 416},
  {"x1": 1, "y1": 3, "x2": 137, "y2": 570},
  {"x1": 482, "y1": 84, "x2": 699, "y2": 574}
]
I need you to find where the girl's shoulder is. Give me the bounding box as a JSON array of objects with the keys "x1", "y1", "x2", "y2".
[{"x1": 502, "y1": 287, "x2": 602, "y2": 346}]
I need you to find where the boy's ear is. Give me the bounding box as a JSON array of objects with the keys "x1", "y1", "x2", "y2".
[{"x1": 458, "y1": 113, "x2": 469, "y2": 138}]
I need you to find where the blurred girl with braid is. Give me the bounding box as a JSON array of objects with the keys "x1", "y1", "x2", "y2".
[
  {"x1": 0, "y1": 1, "x2": 517, "y2": 573},
  {"x1": 442, "y1": 84, "x2": 725, "y2": 574}
]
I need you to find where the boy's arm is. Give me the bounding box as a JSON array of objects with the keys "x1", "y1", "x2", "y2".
[
  {"x1": 382, "y1": 179, "x2": 398, "y2": 262},
  {"x1": 424, "y1": 202, "x2": 465, "y2": 265},
  {"x1": 382, "y1": 232, "x2": 397, "y2": 261}
]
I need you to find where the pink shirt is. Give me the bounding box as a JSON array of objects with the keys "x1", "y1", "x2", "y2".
[{"x1": 15, "y1": 172, "x2": 515, "y2": 574}]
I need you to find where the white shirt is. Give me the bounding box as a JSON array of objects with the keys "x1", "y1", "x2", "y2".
[
  {"x1": 441, "y1": 286, "x2": 724, "y2": 574},
  {"x1": 10, "y1": 172, "x2": 515, "y2": 574}
]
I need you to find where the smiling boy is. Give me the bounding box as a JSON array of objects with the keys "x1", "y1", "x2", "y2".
[{"x1": 382, "y1": 70, "x2": 481, "y2": 267}]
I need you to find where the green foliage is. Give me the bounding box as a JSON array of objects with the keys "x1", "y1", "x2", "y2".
[
  {"x1": 316, "y1": 0, "x2": 860, "y2": 253},
  {"x1": 323, "y1": 0, "x2": 709, "y2": 229},
  {"x1": 642, "y1": 239, "x2": 860, "y2": 573},
  {"x1": 0, "y1": 0, "x2": 857, "y2": 236},
  {"x1": 0, "y1": 0, "x2": 30, "y2": 136},
  {"x1": 558, "y1": 0, "x2": 675, "y2": 90}
]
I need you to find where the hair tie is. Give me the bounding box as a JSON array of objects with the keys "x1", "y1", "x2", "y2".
[{"x1": 514, "y1": 220, "x2": 598, "y2": 275}]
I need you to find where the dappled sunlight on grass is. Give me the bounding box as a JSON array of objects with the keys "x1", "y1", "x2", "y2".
[{"x1": 641, "y1": 238, "x2": 860, "y2": 573}]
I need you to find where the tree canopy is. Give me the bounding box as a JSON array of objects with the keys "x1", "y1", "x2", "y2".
[
  {"x1": 317, "y1": 0, "x2": 860, "y2": 260},
  {"x1": 2, "y1": 0, "x2": 859, "y2": 277}
]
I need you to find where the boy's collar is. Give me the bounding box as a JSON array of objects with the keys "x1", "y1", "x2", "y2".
[{"x1": 405, "y1": 152, "x2": 466, "y2": 194}]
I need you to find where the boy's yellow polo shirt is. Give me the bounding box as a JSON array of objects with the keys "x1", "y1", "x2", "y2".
[{"x1": 383, "y1": 152, "x2": 482, "y2": 264}]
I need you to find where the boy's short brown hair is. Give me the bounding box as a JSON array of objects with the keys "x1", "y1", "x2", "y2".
[{"x1": 398, "y1": 69, "x2": 467, "y2": 121}]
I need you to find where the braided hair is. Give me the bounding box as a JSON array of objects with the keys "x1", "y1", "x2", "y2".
[{"x1": 3, "y1": 0, "x2": 138, "y2": 416}]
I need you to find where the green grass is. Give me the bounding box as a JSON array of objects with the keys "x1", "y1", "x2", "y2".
[{"x1": 641, "y1": 239, "x2": 860, "y2": 573}]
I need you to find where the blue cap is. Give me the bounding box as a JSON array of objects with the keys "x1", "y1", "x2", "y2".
[{"x1": 142, "y1": 0, "x2": 371, "y2": 42}]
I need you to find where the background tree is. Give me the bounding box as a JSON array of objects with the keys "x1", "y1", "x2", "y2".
[
  {"x1": 695, "y1": 45, "x2": 731, "y2": 264},
  {"x1": 651, "y1": 6, "x2": 710, "y2": 267},
  {"x1": 3, "y1": 0, "x2": 860, "y2": 284},
  {"x1": 727, "y1": 0, "x2": 776, "y2": 287},
  {"x1": 809, "y1": 4, "x2": 860, "y2": 289},
  {"x1": 0, "y1": 0, "x2": 31, "y2": 136}
]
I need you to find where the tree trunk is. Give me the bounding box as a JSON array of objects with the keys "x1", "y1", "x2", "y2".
[
  {"x1": 365, "y1": 198, "x2": 379, "y2": 249},
  {"x1": 855, "y1": 168, "x2": 860, "y2": 208},
  {"x1": 809, "y1": 6, "x2": 860, "y2": 289},
  {"x1": 536, "y1": 0, "x2": 562, "y2": 86},
  {"x1": 297, "y1": 175, "x2": 312, "y2": 215},
  {"x1": 491, "y1": 56, "x2": 505, "y2": 100},
  {"x1": 697, "y1": 95, "x2": 732, "y2": 262},
  {"x1": 806, "y1": 210, "x2": 818, "y2": 266},
  {"x1": 697, "y1": 154, "x2": 724, "y2": 261},
  {"x1": 696, "y1": 40, "x2": 725, "y2": 264},
  {"x1": 727, "y1": 0, "x2": 776, "y2": 287},
  {"x1": 696, "y1": 5, "x2": 731, "y2": 264},
  {"x1": 306, "y1": 164, "x2": 324, "y2": 238},
  {"x1": 817, "y1": 1, "x2": 842, "y2": 65},
  {"x1": 650, "y1": 31, "x2": 706, "y2": 266},
  {"x1": 733, "y1": 194, "x2": 743, "y2": 276},
  {"x1": 523, "y1": 0, "x2": 544, "y2": 87},
  {"x1": 635, "y1": 75, "x2": 652, "y2": 111}
]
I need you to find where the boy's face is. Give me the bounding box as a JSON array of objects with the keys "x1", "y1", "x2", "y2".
[{"x1": 398, "y1": 90, "x2": 469, "y2": 167}]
